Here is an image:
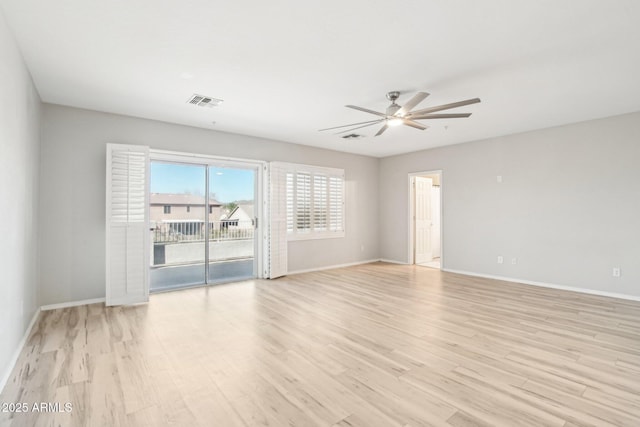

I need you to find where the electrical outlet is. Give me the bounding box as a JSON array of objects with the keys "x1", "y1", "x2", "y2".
[
  {"x1": 497, "y1": 175, "x2": 503, "y2": 183},
  {"x1": 511, "y1": 258, "x2": 517, "y2": 265},
  {"x1": 612, "y1": 267, "x2": 621, "y2": 277},
  {"x1": 497, "y1": 256, "x2": 503, "y2": 264}
]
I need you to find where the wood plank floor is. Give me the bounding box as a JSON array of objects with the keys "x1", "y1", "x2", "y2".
[{"x1": 2, "y1": 262, "x2": 640, "y2": 426}]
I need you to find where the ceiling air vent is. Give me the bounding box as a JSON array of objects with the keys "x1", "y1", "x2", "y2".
[
  {"x1": 186, "y1": 94, "x2": 224, "y2": 108},
  {"x1": 341, "y1": 133, "x2": 364, "y2": 139}
]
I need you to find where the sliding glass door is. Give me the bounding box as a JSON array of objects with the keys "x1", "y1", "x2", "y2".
[
  {"x1": 207, "y1": 166, "x2": 255, "y2": 284},
  {"x1": 149, "y1": 160, "x2": 258, "y2": 291}
]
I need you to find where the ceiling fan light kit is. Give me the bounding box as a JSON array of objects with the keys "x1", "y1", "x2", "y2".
[{"x1": 320, "y1": 91, "x2": 480, "y2": 137}]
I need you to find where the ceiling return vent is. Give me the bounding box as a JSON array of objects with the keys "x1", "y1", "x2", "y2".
[
  {"x1": 341, "y1": 133, "x2": 364, "y2": 139},
  {"x1": 186, "y1": 94, "x2": 224, "y2": 108}
]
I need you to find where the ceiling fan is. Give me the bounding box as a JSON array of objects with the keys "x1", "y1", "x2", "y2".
[{"x1": 319, "y1": 91, "x2": 480, "y2": 136}]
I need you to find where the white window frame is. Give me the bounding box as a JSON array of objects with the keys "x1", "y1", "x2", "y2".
[
  {"x1": 150, "y1": 149, "x2": 266, "y2": 280},
  {"x1": 272, "y1": 162, "x2": 345, "y2": 241}
]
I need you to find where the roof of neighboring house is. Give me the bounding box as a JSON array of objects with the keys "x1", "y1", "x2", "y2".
[
  {"x1": 150, "y1": 193, "x2": 221, "y2": 206},
  {"x1": 226, "y1": 204, "x2": 255, "y2": 220}
]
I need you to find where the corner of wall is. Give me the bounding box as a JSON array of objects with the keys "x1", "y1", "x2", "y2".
[{"x1": 0, "y1": 7, "x2": 44, "y2": 393}]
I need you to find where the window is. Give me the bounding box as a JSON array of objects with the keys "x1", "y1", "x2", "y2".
[
  {"x1": 209, "y1": 205, "x2": 214, "y2": 214},
  {"x1": 163, "y1": 205, "x2": 171, "y2": 214},
  {"x1": 186, "y1": 206, "x2": 191, "y2": 213},
  {"x1": 280, "y1": 164, "x2": 344, "y2": 240}
]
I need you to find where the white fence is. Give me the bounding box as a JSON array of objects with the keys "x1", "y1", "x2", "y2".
[{"x1": 153, "y1": 220, "x2": 254, "y2": 243}]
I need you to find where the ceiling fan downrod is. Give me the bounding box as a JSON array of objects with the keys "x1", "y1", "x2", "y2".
[{"x1": 385, "y1": 91, "x2": 401, "y2": 116}]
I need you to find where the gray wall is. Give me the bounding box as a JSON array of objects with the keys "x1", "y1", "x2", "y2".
[
  {"x1": 379, "y1": 112, "x2": 640, "y2": 298},
  {"x1": 39, "y1": 104, "x2": 379, "y2": 305},
  {"x1": 0, "y1": 10, "x2": 41, "y2": 384}
]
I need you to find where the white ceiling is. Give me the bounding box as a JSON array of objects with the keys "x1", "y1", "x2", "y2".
[{"x1": 2, "y1": 0, "x2": 640, "y2": 157}]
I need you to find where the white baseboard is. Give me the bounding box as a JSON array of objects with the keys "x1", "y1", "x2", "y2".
[
  {"x1": 40, "y1": 297, "x2": 105, "y2": 311},
  {"x1": 0, "y1": 308, "x2": 41, "y2": 393},
  {"x1": 287, "y1": 259, "x2": 381, "y2": 276},
  {"x1": 442, "y1": 268, "x2": 640, "y2": 302}
]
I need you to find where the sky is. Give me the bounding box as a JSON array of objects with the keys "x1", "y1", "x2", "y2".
[{"x1": 150, "y1": 162, "x2": 255, "y2": 203}]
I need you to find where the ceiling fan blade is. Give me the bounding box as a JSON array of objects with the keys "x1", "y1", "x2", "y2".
[
  {"x1": 396, "y1": 92, "x2": 429, "y2": 116},
  {"x1": 374, "y1": 124, "x2": 389, "y2": 136},
  {"x1": 334, "y1": 120, "x2": 384, "y2": 134},
  {"x1": 408, "y1": 113, "x2": 472, "y2": 120},
  {"x1": 402, "y1": 119, "x2": 428, "y2": 130},
  {"x1": 346, "y1": 105, "x2": 387, "y2": 117},
  {"x1": 410, "y1": 98, "x2": 481, "y2": 116},
  {"x1": 319, "y1": 119, "x2": 383, "y2": 132}
]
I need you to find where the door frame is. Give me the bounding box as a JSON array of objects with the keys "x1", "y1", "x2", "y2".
[
  {"x1": 149, "y1": 149, "x2": 266, "y2": 282},
  {"x1": 408, "y1": 170, "x2": 443, "y2": 268}
]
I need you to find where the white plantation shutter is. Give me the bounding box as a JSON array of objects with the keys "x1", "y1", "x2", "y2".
[
  {"x1": 328, "y1": 175, "x2": 344, "y2": 232},
  {"x1": 296, "y1": 172, "x2": 311, "y2": 232},
  {"x1": 286, "y1": 172, "x2": 294, "y2": 233},
  {"x1": 279, "y1": 163, "x2": 344, "y2": 239},
  {"x1": 268, "y1": 163, "x2": 288, "y2": 278},
  {"x1": 106, "y1": 143, "x2": 150, "y2": 305},
  {"x1": 313, "y1": 175, "x2": 328, "y2": 231}
]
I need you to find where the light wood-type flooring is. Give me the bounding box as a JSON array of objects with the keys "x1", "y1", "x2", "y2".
[{"x1": 2, "y1": 262, "x2": 640, "y2": 426}]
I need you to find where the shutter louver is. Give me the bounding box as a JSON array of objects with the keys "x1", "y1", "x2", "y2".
[
  {"x1": 286, "y1": 172, "x2": 294, "y2": 233},
  {"x1": 313, "y1": 174, "x2": 328, "y2": 231},
  {"x1": 296, "y1": 172, "x2": 311, "y2": 232},
  {"x1": 110, "y1": 151, "x2": 146, "y2": 223},
  {"x1": 329, "y1": 175, "x2": 344, "y2": 232}
]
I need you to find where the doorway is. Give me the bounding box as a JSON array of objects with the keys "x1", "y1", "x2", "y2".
[
  {"x1": 409, "y1": 171, "x2": 442, "y2": 269},
  {"x1": 149, "y1": 158, "x2": 260, "y2": 292}
]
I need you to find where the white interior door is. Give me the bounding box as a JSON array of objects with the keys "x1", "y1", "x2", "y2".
[
  {"x1": 106, "y1": 143, "x2": 150, "y2": 305},
  {"x1": 414, "y1": 176, "x2": 433, "y2": 264}
]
